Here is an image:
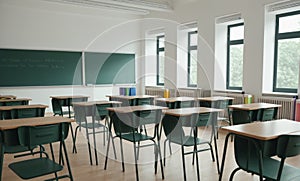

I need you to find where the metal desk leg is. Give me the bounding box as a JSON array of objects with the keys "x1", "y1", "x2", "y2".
[
  {"x1": 213, "y1": 128, "x2": 220, "y2": 174},
  {"x1": 0, "y1": 143, "x2": 3, "y2": 181},
  {"x1": 218, "y1": 133, "x2": 232, "y2": 181}
]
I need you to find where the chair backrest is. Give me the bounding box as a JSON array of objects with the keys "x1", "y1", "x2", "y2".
[
  {"x1": 6, "y1": 101, "x2": 27, "y2": 106},
  {"x1": 15, "y1": 108, "x2": 45, "y2": 119},
  {"x1": 110, "y1": 111, "x2": 136, "y2": 135},
  {"x1": 135, "y1": 98, "x2": 153, "y2": 106},
  {"x1": 70, "y1": 97, "x2": 88, "y2": 105},
  {"x1": 96, "y1": 103, "x2": 112, "y2": 120},
  {"x1": 195, "y1": 113, "x2": 212, "y2": 127},
  {"x1": 51, "y1": 98, "x2": 63, "y2": 116},
  {"x1": 260, "y1": 108, "x2": 275, "y2": 121},
  {"x1": 218, "y1": 99, "x2": 232, "y2": 109},
  {"x1": 73, "y1": 105, "x2": 86, "y2": 124},
  {"x1": 199, "y1": 101, "x2": 213, "y2": 108},
  {"x1": 233, "y1": 135, "x2": 259, "y2": 171},
  {"x1": 111, "y1": 109, "x2": 162, "y2": 135},
  {"x1": 136, "y1": 109, "x2": 162, "y2": 126},
  {"x1": 231, "y1": 110, "x2": 251, "y2": 125},
  {"x1": 174, "y1": 100, "x2": 195, "y2": 109},
  {"x1": 156, "y1": 100, "x2": 170, "y2": 109},
  {"x1": 277, "y1": 134, "x2": 300, "y2": 158},
  {"x1": 162, "y1": 114, "x2": 186, "y2": 139},
  {"x1": 17, "y1": 123, "x2": 69, "y2": 149}
]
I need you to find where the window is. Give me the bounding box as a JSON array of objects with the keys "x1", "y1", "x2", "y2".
[
  {"x1": 157, "y1": 35, "x2": 165, "y2": 85},
  {"x1": 273, "y1": 10, "x2": 300, "y2": 93},
  {"x1": 187, "y1": 31, "x2": 198, "y2": 87},
  {"x1": 227, "y1": 23, "x2": 244, "y2": 90}
]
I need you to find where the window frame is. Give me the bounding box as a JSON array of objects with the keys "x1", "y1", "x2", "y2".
[
  {"x1": 226, "y1": 22, "x2": 244, "y2": 90},
  {"x1": 156, "y1": 35, "x2": 165, "y2": 86},
  {"x1": 273, "y1": 10, "x2": 300, "y2": 93},
  {"x1": 187, "y1": 30, "x2": 198, "y2": 87}
]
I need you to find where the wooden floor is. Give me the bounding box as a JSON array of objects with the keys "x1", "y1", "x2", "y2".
[{"x1": 2, "y1": 122, "x2": 300, "y2": 181}]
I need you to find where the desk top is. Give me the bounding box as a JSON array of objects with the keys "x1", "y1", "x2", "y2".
[
  {"x1": 107, "y1": 105, "x2": 167, "y2": 113},
  {"x1": 72, "y1": 100, "x2": 122, "y2": 106},
  {"x1": 0, "y1": 95, "x2": 16, "y2": 99},
  {"x1": 197, "y1": 96, "x2": 234, "y2": 102},
  {"x1": 155, "y1": 97, "x2": 195, "y2": 103},
  {"x1": 0, "y1": 98, "x2": 32, "y2": 103},
  {"x1": 50, "y1": 95, "x2": 89, "y2": 99},
  {"x1": 0, "y1": 104, "x2": 48, "y2": 111},
  {"x1": 221, "y1": 119, "x2": 300, "y2": 140},
  {"x1": 164, "y1": 107, "x2": 223, "y2": 117},
  {"x1": 106, "y1": 95, "x2": 156, "y2": 100},
  {"x1": 228, "y1": 102, "x2": 281, "y2": 111},
  {"x1": 0, "y1": 116, "x2": 73, "y2": 131}
]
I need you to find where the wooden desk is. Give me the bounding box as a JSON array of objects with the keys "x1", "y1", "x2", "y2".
[
  {"x1": 0, "y1": 98, "x2": 32, "y2": 106},
  {"x1": 155, "y1": 97, "x2": 196, "y2": 109},
  {"x1": 228, "y1": 102, "x2": 281, "y2": 111},
  {"x1": 106, "y1": 95, "x2": 156, "y2": 106},
  {"x1": 228, "y1": 102, "x2": 282, "y2": 121},
  {"x1": 0, "y1": 95, "x2": 16, "y2": 99},
  {"x1": 163, "y1": 107, "x2": 223, "y2": 177},
  {"x1": 0, "y1": 116, "x2": 74, "y2": 181},
  {"x1": 218, "y1": 119, "x2": 300, "y2": 181},
  {"x1": 198, "y1": 96, "x2": 234, "y2": 108},
  {"x1": 50, "y1": 95, "x2": 89, "y2": 118},
  {"x1": 0, "y1": 104, "x2": 48, "y2": 119},
  {"x1": 72, "y1": 100, "x2": 122, "y2": 165},
  {"x1": 107, "y1": 104, "x2": 166, "y2": 113}
]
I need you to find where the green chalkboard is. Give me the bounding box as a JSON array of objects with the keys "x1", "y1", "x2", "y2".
[
  {"x1": 0, "y1": 49, "x2": 82, "y2": 86},
  {"x1": 85, "y1": 52, "x2": 135, "y2": 84}
]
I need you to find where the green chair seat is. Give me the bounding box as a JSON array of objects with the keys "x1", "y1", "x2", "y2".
[
  {"x1": 245, "y1": 157, "x2": 300, "y2": 181},
  {"x1": 9, "y1": 157, "x2": 63, "y2": 179},
  {"x1": 81, "y1": 122, "x2": 106, "y2": 129},
  {"x1": 119, "y1": 132, "x2": 153, "y2": 142},
  {"x1": 168, "y1": 135, "x2": 209, "y2": 147}
]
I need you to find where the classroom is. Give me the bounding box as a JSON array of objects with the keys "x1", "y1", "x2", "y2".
[{"x1": 1, "y1": 0, "x2": 300, "y2": 180}]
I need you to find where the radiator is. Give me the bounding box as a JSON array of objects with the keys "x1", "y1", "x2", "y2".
[
  {"x1": 256, "y1": 96, "x2": 296, "y2": 120},
  {"x1": 145, "y1": 87, "x2": 200, "y2": 98},
  {"x1": 177, "y1": 88, "x2": 202, "y2": 97},
  {"x1": 212, "y1": 92, "x2": 245, "y2": 105},
  {"x1": 145, "y1": 87, "x2": 164, "y2": 97}
]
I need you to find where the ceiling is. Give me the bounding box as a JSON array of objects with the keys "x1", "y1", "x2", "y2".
[{"x1": 44, "y1": 0, "x2": 174, "y2": 15}]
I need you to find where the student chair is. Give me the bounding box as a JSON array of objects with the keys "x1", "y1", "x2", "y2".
[
  {"x1": 73, "y1": 103, "x2": 116, "y2": 165},
  {"x1": 104, "y1": 109, "x2": 164, "y2": 181},
  {"x1": 164, "y1": 100, "x2": 196, "y2": 157},
  {"x1": 161, "y1": 113, "x2": 215, "y2": 181},
  {"x1": 229, "y1": 134, "x2": 300, "y2": 181},
  {"x1": 4, "y1": 108, "x2": 46, "y2": 158},
  {"x1": 9, "y1": 123, "x2": 73, "y2": 180},
  {"x1": 52, "y1": 97, "x2": 88, "y2": 155}
]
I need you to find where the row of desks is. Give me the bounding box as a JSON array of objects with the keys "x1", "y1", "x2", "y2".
[{"x1": 0, "y1": 94, "x2": 287, "y2": 181}]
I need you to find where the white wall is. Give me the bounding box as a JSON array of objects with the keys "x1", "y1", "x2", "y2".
[
  {"x1": 0, "y1": 0, "x2": 142, "y2": 113},
  {"x1": 142, "y1": 0, "x2": 285, "y2": 97}
]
